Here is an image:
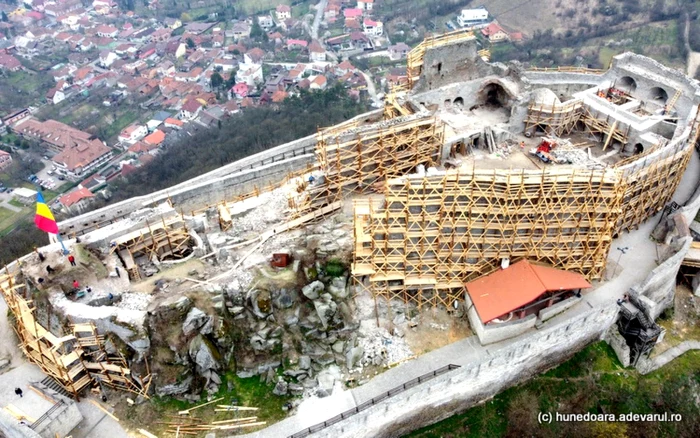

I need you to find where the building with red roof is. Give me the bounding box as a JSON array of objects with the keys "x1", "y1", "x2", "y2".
[
  {"x1": 465, "y1": 259, "x2": 591, "y2": 344},
  {"x1": 58, "y1": 187, "x2": 95, "y2": 212}
]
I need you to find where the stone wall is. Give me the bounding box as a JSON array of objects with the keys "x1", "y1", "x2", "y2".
[
  {"x1": 58, "y1": 110, "x2": 383, "y2": 237},
  {"x1": 413, "y1": 38, "x2": 497, "y2": 93}
]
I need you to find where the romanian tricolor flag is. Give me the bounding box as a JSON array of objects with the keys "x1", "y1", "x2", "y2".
[{"x1": 35, "y1": 192, "x2": 59, "y2": 234}]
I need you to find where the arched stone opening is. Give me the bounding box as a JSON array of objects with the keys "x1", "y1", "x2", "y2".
[
  {"x1": 618, "y1": 76, "x2": 637, "y2": 93},
  {"x1": 478, "y1": 83, "x2": 510, "y2": 108},
  {"x1": 650, "y1": 87, "x2": 668, "y2": 103}
]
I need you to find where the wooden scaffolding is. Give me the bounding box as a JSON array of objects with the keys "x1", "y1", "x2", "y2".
[
  {"x1": 0, "y1": 268, "x2": 150, "y2": 400},
  {"x1": 352, "y1": 168, "x2": 625, "y2": 308},
  {"x1": 111, "y1": 217, "x2": 191, "y2": 280},
  {"x1": 290, "y1": 116, "x2": 445, "y2": 216},
  {"x1": 524, "y1": 99, "x2": 584, "y2": 136},
  {"x1": 616, "y1": 140, "x2": 694, "y2": 232},
  {"x1": 406, "y1": 29, "x2": 475, "y2": 88}
]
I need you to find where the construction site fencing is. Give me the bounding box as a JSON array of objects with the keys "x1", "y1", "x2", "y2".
[{"x1": 288, "y1": 364, "x2": 461, "y2": 438}]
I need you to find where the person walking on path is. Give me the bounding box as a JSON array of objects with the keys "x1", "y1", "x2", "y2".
[
  {"x1": 14, "y1": 388, "x2": 22, "y2": 398},
  {"x1": 46, "y1": 265, "x2": 55, "y2": 275},
  {"x1": 68, "y1": 254, "x2": 76, "y2": 266},
  {"x1": 115, "y1": 266, "x2": 121, "y2": 278}
]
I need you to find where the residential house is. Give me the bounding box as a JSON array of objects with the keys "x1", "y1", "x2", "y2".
[
  {"x1": 231, "y1": 22, "x2": 251, "y2": 40},
  {"x1": 236, "y1": 64, "x2": 263, "y2": 87},
  {"x1": 264, "y1": 74, "x2": 285, "y2": 95},
  {"x1": 308, "y1": 39, "x2": 325, "y2": 62},
  {"x1": 143, "y1": 129, "x2": 165, "y2": 147},
  {"x1": 275, "y1": 4, "x2": 291, "y2": 21},
  {"x1": 343, "y1": 8, "x2": 362, "y2": 20},
  {"x1": 310, "y1": 75, "x2": 327, "y2": 90},
  {"x1": 118, "y1": 124, "x2": 148, "y2": 144},
  {"x1": 0, "y1": 53, "x2": 22, "y2": 71},
  {"x1": 481, "y1": 22, "x2": 511, "y2": 43},
  {"x1": 164, "y1": 117, "x2": 184, "y2": 129},
  {"x1": 457, "y1": 7, "x2": 489, "y2": 28},
  {"x1": 92, "y1": 0, "x2": 114, "y2": 15},
  {"x1": 229, "y1": 82, "x2": 249, "y2": 99},
  {"x1": 357, "y1": 0, "x2": 373, "y2": 11},
  {"x1": 179, "y1": 98, "x2": 203, "y2": 121},
  {"x1": 197, "y1": 106, "x2": 226, "y2": 128},
  {"x1": 46, "y1": 87, "x2": 66, "y2": 104},
  {"x1": 245, "y1": 47, "x2": 266, "y2": 65},
  {"x1": 287, "y1": 39, "x2": 308, "y2": 50},
  {"x1": 258, "y1": 15, "x2": 274, "y2": 31},
  {"x1": 213, "y1": 57, "x2": 237, "y2": 72},
  {"x1": 151, "y1": 28, "x2": 172, "y2": 43},
  {"x1": 52, "y1": 138, "x2": 112, "y2": 179},
  {"x1": 98, "y1": 51, "x2": 119, "y2": 68},
  {"x1": 285, "y1": 63, "x2": 306, "y2": 84},
  {"x1": 95, "y1": 24, "x2": 118, "y2": 38},
  {"x1": 128, "y1": 140, "x2": 159, "y2": 156},
  {"x1": 175, "y1": 42, "x2": 187, "y2": 58},
  {"x1": 324, "y1": 3, "x2": 340, "y2": 21},
  {"x1": 58, "y1": 187, "x2": 94, "y2": 213},
  {"x1": 0, "y1": 150, "x2": 12, "y2": 171},
  {"x1": 350, "y1": 32, "x2": 372, "y2": 50},
  {"x1": 164, "y1": 17, "x2": 182, "y2": 29},
  {"x1": 362, "y1": 18, "x2": 383, "y2": 37},
  {"x1": 388, "y1": 42, "x2": 410, "y2": 60}
]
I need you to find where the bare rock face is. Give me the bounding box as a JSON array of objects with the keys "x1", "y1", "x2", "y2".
[
  {"x1": 188, "y1": 334, "x2": 221, "y2": 376},
  {"x1": 182, "y1": 307, "x2": 213, "y2": 336},
  {"x1": 302, "y1": 280, "x2": 325, "y2": 300},
  {"x1": 314, "y1": 293, "x2": 338, "y2": 329},
  {"x1": 156, "y1": 375, "x2": 193, "y2": 397}
]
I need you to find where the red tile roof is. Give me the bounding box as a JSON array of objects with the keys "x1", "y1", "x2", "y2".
[
  {"x1": 143, "y1": 129, "x2": 165, "y2": 145},
  {"x1": 465, "y1": 260, "x2": 591, "y2": 324},
  {"x1": 59, "y1": 187, "x2": 95, "y2": 207}
]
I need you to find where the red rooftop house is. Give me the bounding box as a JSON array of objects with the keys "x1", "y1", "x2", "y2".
[{"x1": 465, "y1": 259, "x2": 591, "y2": 345}]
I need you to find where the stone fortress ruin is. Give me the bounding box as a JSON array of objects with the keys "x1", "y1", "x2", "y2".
[{"x1": 2, "y1": 29, "x2": 700, "y2": 438}]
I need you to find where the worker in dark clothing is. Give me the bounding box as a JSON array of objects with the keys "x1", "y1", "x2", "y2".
[
  {"x1": 46, "y1": 265, "x2": 55, "y2": 274},
  {"x1": 38, "y1": 252, "x2": 45, "y2": 262},
  {"x1": 14, "y1": 388, "x2": 22, "y2": 398},
  {"x1": 115, "y1": 266, "x2": 121, "y2": 278},
  {"x1": 68, "y1": 254, "x2": 76, "y2": 266}
]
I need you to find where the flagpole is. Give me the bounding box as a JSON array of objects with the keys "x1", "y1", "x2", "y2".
[{"x1": 56, "y1": 233, "x2": 69, "y2": 255}]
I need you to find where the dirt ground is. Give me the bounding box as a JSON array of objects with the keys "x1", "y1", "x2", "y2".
[
  {"x1": 402, "y1": 308, "x2": 472, "y2": 356},
  {"x1": 130, "y1": 259, "x2": 208, "y2": 294}
]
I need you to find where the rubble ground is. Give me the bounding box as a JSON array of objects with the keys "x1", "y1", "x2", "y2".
[{"x1": 652, "y1": 284, "x2": 700, "y2": 357}]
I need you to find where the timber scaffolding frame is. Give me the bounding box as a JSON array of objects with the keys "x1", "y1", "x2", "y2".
[
  {"x1": 406, "y1": 29, "x2": 475, "y2": 88},
  {"x1": 352, "y1": 168, "x2": 625, "y2": 308},
  {"x1": 615, "y1": 140, "x2": 693, "y2": 232},
  {"x1": 111, "y1": 216, "x2": 191, "y2": 281},
  {"x1": 524, "y1": 100, "x2": 630, "y2": 149},
  {"x1": 289, "y1": 115, "x2": 445, "y2": 217},
  {"x1": 0, "y1": 268, "x2": 151, "y2": 400},
  {"x1": 384, "y1": 83, "x2": 413, "y2": 119}
]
